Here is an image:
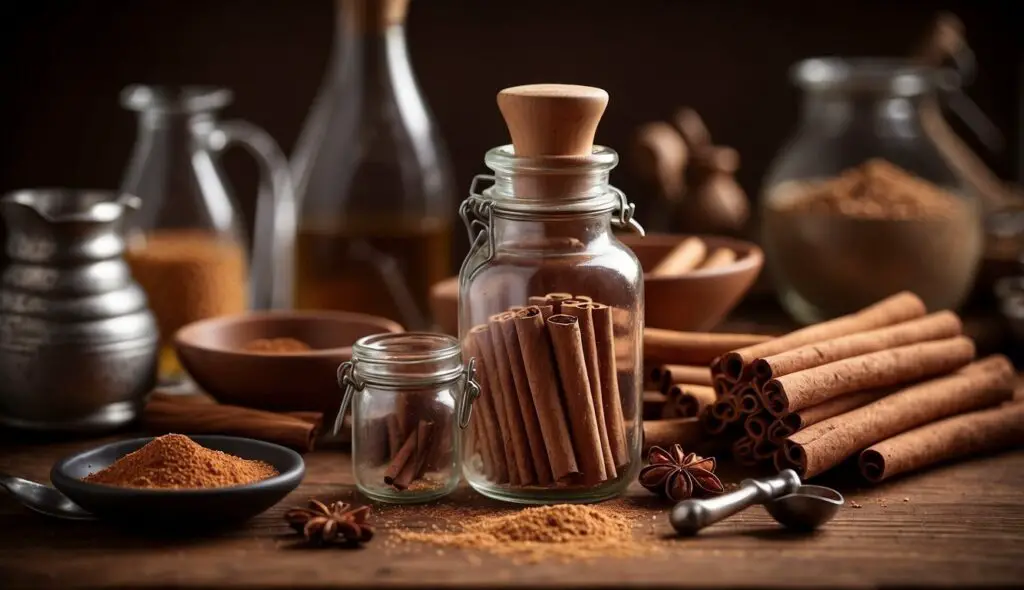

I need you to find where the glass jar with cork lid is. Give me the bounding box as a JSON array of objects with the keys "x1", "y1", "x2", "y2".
[
  {"x1": 458, "y1": 84, "x2": 645, "y2": 504},
  {"x1": 762, "y1": 59, "x2": 983, "y2": 324}
]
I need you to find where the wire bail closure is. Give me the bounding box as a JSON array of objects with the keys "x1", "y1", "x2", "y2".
[{"x1": 332, "y1": 360, "x2": 363, "y2": 436}]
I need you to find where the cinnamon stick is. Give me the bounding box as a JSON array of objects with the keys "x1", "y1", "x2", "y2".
[
  {"x1": 386, "y1": 414, "x2": 403, "y2": 459},
  {"x1": 562, "y1": 302, "x2": 616, "y2": 477},
  {"x1": 650, "y1": 236, "x2": 706, "y2": 276},
  {"x1": 464, "y1": 333, "x2": 508, "y2": 483},
  {"x1": 783, "y1": 355, "x2": 1014, "y2": 478},
  {"x1": 710, "y1": 397, "x2": 739, "y2": 422},
  {"x1": 858, "y1": 401, "x2": 1024, "y2": 483},
  {"x1": 487, "y1": 314, "x2": 536, "y2": 484},
  {"x1": 589, "y1": 302, "x2": 630, "y2": 468},
  {"x1": 738, "y1": 388, "x2": 763, "y2": 414},
  {"x1": 664, "y1": 384, "x2": 716, "y2": 418},
  {"x1": 766, "y1": 388, "x2": 893, "y2": 444},
  {"x1": 513, "y1": 307, "x2": 580, "y2": 482},
  {"x1": 721, "y1": 291, "x2": 927, "y2": 381},
  {"x1": 761, "y1": 336, "x2": 976, "y2": 417},
  {"x1": 392, "y1": 420, "x2": 433, "y2": 490},
  {"x1": 470, "y1": 325, "x2": 521, "y2": 485},
  {"x1": 543, "y1": 292, "x2": 574, "y2": 315},
  {"x1": 645, "y1": 328, "x2": 771, "y2": 366},
  {"x1": 654, "y1": 364, "x2": 713, "y2": 391},
  {"x1": 642, "y1": 417, "x2": 705, "y2": 454},
  {"x1": 547, "y1": 313, "x2": 607, "y2": 484},
  {"x1": 699, "y1": 247, "x2": 737, "y2": 270},
  {"x1": 384, "y1": 424, "x2": 419, "y2": 486},
  {"x1": 496, "y1": 312, "x2": 553, "y2": 485},
  {"x1": 143, "y1": 397, "x2": 322, "y2": 453},
  {"x1": 752, "y1": 438, "x2": 779, "y2": 461},
  {"x1": 701, "y1": 406, "x2": 729, "y2": 435},
  {"x1": 744, "y1": 412, "x2": 773, "y2": 441},
  {"x1": 732, "y1": 436, "x2": 758, "y2": 466},
  {"x1": 752, "y1": 311, "x2": 963, "y2": 388}
]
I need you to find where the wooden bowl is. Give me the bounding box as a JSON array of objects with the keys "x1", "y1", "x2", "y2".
[
  {"x1": 427, "y1": 233, "x2": 762, "y2": 334},
  {"x1": 175, "y1": 311, "x2": 404, "y2": 413},
  {"x1": 623, "y1": 233, "x2": 763, "y2": 332}
]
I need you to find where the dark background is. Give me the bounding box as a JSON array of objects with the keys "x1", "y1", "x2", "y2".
[{"x1": 1, "y1": 0, "x2": 1021, "y2": 253}]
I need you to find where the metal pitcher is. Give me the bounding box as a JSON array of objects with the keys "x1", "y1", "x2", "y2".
[{"x1": 0, "y1": 189, "x2": 158, "y2": 432}]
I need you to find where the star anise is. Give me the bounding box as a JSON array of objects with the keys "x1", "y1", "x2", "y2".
[
  {"x1": 639, "y1": 444, "x2": 725, "y2": 502},
  {"x1": 284, "y1": 499, "x2": 374, "y2": 547}
]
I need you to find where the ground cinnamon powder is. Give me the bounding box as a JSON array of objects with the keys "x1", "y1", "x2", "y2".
[
  {"x1": 83, "y1": 434, "x2": 278, "y2": 489},
  {"x1": 242, "y1": 338, "x2": 313, "y2": 353}
]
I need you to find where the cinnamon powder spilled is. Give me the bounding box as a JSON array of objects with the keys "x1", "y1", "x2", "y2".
[
  {"x1": 391, "y1": 504, "x2": 664, "y2": 563},
  {"x1": 242, "y1": 337, "x2": 313, "y2": 353},
  {"x1": 83, "y1": 434, "x2": 278, "y2": 489}
]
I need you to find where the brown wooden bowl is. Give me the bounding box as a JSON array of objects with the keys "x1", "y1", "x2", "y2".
[
  {"x1": 175, "y1": 311, "x2": 404, "y2": 413},
  {"x1": 427, "y1": 233, "x2": 762, "y2": 335}
]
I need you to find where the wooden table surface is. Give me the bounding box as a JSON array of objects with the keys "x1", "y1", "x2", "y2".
[{"x1": 2, "y1": 435, "x2": 1023, "y2": 590}]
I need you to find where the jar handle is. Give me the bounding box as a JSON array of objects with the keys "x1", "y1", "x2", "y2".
[
  {"x1": 203, "y1": 120, "x2": 296, "y2": 310},
  {"x1": 456, "y1": 357, "x2": 481, "y2": 429},
  {"x1": 332, "y1": 361, "x2": 362, "y2": 436}
]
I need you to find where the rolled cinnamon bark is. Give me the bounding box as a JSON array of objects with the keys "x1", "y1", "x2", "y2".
[
  {"x1": 513, "y1": 307, "x2": 580, "y2": 482},
  {"x1": 766, "y1": 388, "x2": 894, "y2": 444},
  {"x1": 528, "y1": 296, "x2": 547, "y2": 306},
  {"x1": 655, "y1": 364, "x2": 713, "y2": 391},
  {"x1": 859, "y1": 401, "x2": 1024, "y2": 483},
  {"x1": 721, "y1": 291, "x2": 927, "y2": 381},
  {"x1": 642, "y1": 417, "x2": 705, "y2": 454},
  {"x1": 386, "y1": 414, "x2": 403, "y2": 459},
  {"x1": 732, "y1": 436, "x2": 758, "y2": 466},
  {"x1": 464, "y1": 333, "x2": 508, "y2": 483},
  {"x1": 650, "y1": 236, "x2": 706, "y2": 276},
  {"x1": 537, "y1": 304, "x2": 554, "y2": 321},
  {"x1": 699, "y1": 247, "x2": 737, "y2": 270},
  {"x1": 710, "y1": 396, "x2": 739, "y2": 422},
  {"x1": 392, "y1": 420, "x2": 433, "y2": 490},
  {"x1": 646, "y1": 328, "x2": 771, "y2": 366},
  {"x1": 496, "y1": 312, "x2": 554, "y2": 485},
  {"x1": 488, "y1": 313, "x2": 536, "y2": 484},
  {"x1": 784, "y1": 355, "x2": 1015, "y2": 479},
  {"x1": 664, "y1": 384, "x2": 716, "y2": 419},
  {"x1": 712, "y1": 374, "x2": 734, "y2": 399},
  {"x1": 738, "y1": 388, "x2": 763, "y2": 414},
  {"x1": 752, "y1": 311, "x2": 963, "y2": 388},
  {"x1": 470, "y1": 325, "x2": 521, "y2": 485},
  {"x1": 752, "y1": 438, "x2": 779, "y2": 460},
  {"x1": 547, "y1": 313, "x2": 608, "y2": 484},
  {"x1": 543, "y1": 292, "x2": 574, "y2": 314},
  {"x1": 700, "y1": 406, "x2": 729, "y2": 435},
  {"x1": 744, "y1": 412, "x2": 772, "y2": 441},
  {"x1": 561, "y1": 302, "x2": 616, "y2": 478},
  {"x1": 384, "y1": 424, "x2": 419, "y2": 486},
  {"x1": 761, "y1": 336, "x2": 976, "y2": 417},
  {"x1": 589, "y1": 302, "x2": 630, "y2": 468},
  {"x1": 143, "y1": 397, "x2": 322, "y2": 453},
  {"x1": 643, "y1": 390, "x2": 668, "y2": 420}
]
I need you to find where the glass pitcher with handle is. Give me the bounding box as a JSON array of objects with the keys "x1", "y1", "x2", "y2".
[{"x1": 119, "y1": 85, "x2": 296, "y2": 382}]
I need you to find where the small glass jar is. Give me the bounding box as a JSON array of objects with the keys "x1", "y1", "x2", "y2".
[
  {"x1": 458, "y1": 145, "x2": 645, "y2": 504},
  {"x1": 762, "y1": 58, "x2": 983, "y2": 323},
  {"x1": 334, "y1": 332, "x2": 479, "y2": 503}
]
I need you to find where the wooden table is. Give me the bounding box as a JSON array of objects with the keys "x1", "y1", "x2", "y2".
[{"x1": 2, "y1": 436, "x2": 1023, "y2": 589}]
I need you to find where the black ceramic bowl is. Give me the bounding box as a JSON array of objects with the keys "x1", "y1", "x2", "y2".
[{"x1": 50, "y1": 435, "x2": 304, "y2": 529}]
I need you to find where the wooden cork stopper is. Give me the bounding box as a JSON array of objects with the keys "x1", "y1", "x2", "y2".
[
  {"x1": 340, "y1": 0, "x2": 409, "y2": 32},
  {"x1": 497, "y1": 84, "x2": 609, "y2": 157}
]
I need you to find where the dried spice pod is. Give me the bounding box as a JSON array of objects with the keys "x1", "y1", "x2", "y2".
[
  {"x1": 638, "y1": 444, "x2": 724, "y2": 502},
  {"x1": 284, "y1": 499, "x2": 374, "y2": 547}
]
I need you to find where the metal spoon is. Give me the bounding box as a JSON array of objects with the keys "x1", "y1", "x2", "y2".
[
  {"x1": 0, "y1": 472, "x2": 95, "y2": 520},
  {"x1": 670, "y1": 469, "x2": 843, "y2": 535}
]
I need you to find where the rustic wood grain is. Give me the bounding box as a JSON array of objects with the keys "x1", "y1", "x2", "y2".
[{"x1": 1, "y1": 434, "x2": 1023, "y2": 589}]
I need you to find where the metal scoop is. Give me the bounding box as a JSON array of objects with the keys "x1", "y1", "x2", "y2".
[
  {"x1": 0, "y1": 472, "x2": 95, "y2": 520},
  {"x1": 670, "y1": 469, "x2": 843, "y2": 535}
]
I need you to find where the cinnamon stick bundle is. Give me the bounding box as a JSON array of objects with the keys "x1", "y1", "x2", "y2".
[
  {"x1": 470, "y1": 325, "x2": 521, "y2": 485},
  {"x1": 143, "y1": 395, "x2": 322, "y2": 453},
  {"x1": 761, "y1": 336, "x2": 976, "y2": 417},
  {"x1": 644, "y1": 328, "x2": 771, "y2": 366},
  {"x1": 588, "y1": 302, "x2": 629, "y2": 468},
  {"x1": 653, "y1": 364, "x2": 713, "y2": 391},
  {"x1": 738, "y1": 388, "x2": 763, "y2": 414},
  {"x1": 744, "y1": 412, "x2": 773, "y2": 441},
  {"x1": 766, "y1": 388, "x2": 893, "y2": 444},
  {"x1": 752, "y1": 311, "x2": 962, "y2": 388},
  {"x1": 783, "y1": 355, "x2": 1014, "y2": 478},
  {"x1": 488, "y1": 313, "x2": 536, "y2": 484},
  {"x1": 562, "y1": 302, "x2": 616, "y2": 478},
  {"x1": 642, "y1": 417, "x2": 705, "y2": 454},
  {"x1": 463, "y1": 333, "x2": 509, "y2": 483},
  {"x1": 858, "y1": 401, "x2": 1024, "y2": 483},
  {"x1": 720, "y1": 291, "x2": 927, "y2": 380},
  {"x1": 548, "y1": 313, "x2": 608, "y2": 484},
  {"x1": 664, "y1": 384, "x2": 716, "y2": 418}
]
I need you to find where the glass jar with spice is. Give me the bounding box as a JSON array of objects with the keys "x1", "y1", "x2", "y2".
[
  {"x1": 458, "y1": 85, "x2": 645, "y2": 504},
  {"x1": 762, "y1": 59, "x2": 983, "y2": 323},
  {"x1": 334, "y1": 332, "x2": 478, "y2": 503}
]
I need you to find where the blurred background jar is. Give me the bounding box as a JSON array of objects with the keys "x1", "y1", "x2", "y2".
[
  {"x1": 290, "y1": 0, "x2": 455, "y2": 331},
  {"x1": 761, "y1": 58, "x2": 983, "y2": 324},
  {"x1": 120, "y1": 86, "x2": 295, "y2": 382}
]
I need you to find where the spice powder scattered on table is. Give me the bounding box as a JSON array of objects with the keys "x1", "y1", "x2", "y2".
[{"x1": 83, "y1": 433, "x2": 278, "y2": 489}]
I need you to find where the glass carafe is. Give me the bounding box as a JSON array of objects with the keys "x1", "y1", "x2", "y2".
[
  {"x1": 120, "y1": 85, "x2": 295, "y2": 381},
  {"x1": 290, "y1": 0, "x2": 455, "y2": 331}
]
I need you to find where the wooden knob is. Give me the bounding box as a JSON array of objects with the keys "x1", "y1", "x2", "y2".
[
  {"x1": 497, "y1": 84, "x2": 609, "y2": 157},
  {"x1": 673, "y1": 107, "x2": 711, "y2": 151}
]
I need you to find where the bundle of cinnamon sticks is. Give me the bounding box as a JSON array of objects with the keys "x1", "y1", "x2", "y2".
[
  {"x1": 705, "y1": 291, "x2": 1022, "y2": 482},
  {"x1": 369, "y1": 397, "x2": 453, "y2": 491},
  {"x1": 466, "y1": 293, "x2": 629, "y2": 487}
]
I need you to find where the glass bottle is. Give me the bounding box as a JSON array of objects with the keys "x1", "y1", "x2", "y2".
[
  {"x1": 458, "y1": 85, "x2": 645, "y2": 504},
  {"x1": 762, "y1": 59, "x2": 982, "y2": 324},
  {"x1": 334, "y1": 332, "x2": 479, "y2": 503},
  {"x1": 291, "y1": 0, "x2": 455, "y2": 331},
  {"x1": 120, "y1": 86, "x2": 295, "y2": 381}
]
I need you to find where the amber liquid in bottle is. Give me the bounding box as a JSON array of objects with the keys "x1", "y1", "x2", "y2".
[{"x1": 294, "y1": 216, "x2": 451, "y2": 329}]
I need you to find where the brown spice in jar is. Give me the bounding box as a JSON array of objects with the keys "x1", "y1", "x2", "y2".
[
  {"x1": 242, "y1": 337, "x2": 313, "y2": 353},
  {"x1": 83, "y1": 434, "x2": 278, "y2": 489}
]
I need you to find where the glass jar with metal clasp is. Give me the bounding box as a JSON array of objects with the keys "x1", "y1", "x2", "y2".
[{"x1": 333, "y1": 332, "x2": 479, "y2": 503}]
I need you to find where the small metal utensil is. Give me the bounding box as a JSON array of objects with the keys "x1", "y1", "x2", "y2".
[
  {"x1": 670, "y1": 469, "x2": 843, "y2": 535},
  {"x1": 0, "y1": 472, "x2": 95, "y2": 520}
]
